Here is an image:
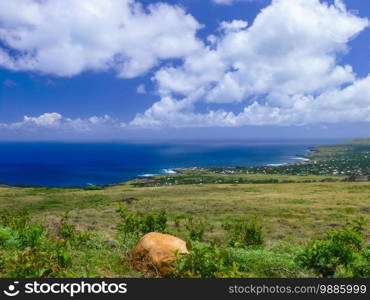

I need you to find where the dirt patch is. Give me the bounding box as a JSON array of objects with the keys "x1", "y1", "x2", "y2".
[{"x1": 119, "y1": 197, "x2": 138, "y2": 205}]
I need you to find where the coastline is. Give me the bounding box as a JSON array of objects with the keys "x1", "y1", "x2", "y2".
[
  {"x1": 1, "y1": 138, "x2": 367, "y2": 188},
  {"x1": 0, "y1": 143, "x2": 323, "y2": 189}
]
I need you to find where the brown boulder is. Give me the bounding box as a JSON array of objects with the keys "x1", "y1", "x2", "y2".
[{"x1": 129, "y1": 232, "x2": 188, "y2": 276}]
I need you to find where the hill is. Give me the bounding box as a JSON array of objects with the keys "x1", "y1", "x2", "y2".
[{"x1": 0, "y1": 138, "x2": 369, "y2": 278}]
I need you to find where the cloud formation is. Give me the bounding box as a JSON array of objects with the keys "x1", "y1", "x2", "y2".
[
  {"x1": 133, "y1": 0, "x2": 370, "y2": 127},
  {"x1": 212, "y1": 0, "x2": 258, "y2": 5},
  {"x1": 0, "y1": 0, "x2": 201, "y2": 78},
  {"x1": 0, "y1": 113, "x2": 120, "y2": 132},
  {"x1": 0, "y1": 0, "x2": 369, "y2": 130}
]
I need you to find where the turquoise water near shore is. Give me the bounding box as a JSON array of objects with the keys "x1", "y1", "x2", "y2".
[{"x1": 0, "y1": 140, "x2": 337, "y2": 187}]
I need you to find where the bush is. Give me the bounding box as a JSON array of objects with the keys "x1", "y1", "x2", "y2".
[
  {"x1": 116, "y1": 205, "x2": 167, "y2": 242},
  {"x1": 18, "y1": 224, "x2": 45, "y2": 249},
  {"x1": 228, "y1": 242, "x2": 306, "y2": 277},
  {"x1": 223, "y1": 217, "x2": 264, "y2": 248},
  {"x1": 0, "y1": 210, "x2": 29, "y2": 229},
  {"x1": 0, "y1": 250, "x2": 5, "y2": 271},
  {"x1": 185, "y1": 217, "x2": 206, "y2": 242},
  {"x1": 351, "y1": 246, "x2": 370, "y2": 277},
  {"x1": 59, "y1": 213, "x2": 92, "y2": 247},
  {"x1": 172, "y1": 242, "x2": 242, "y2": 278},
  {"x1": 0, "y1": 227, "x2": 19, "y2": 248},
  {"x1": 0, "y1": 210, "x2": 86, "y2": 277},
  {"x1": 297, "y1": 219, "x2": 368, "y2": 277},
  {"x1": 5, "y1": 241, "x2": 72, "y2": 278},
  {"x1": 0, "y1": 210, "x2": 46, "y2": 250},
  {"x1": 84, "y1": 185, "x2": 104, "y2": 191},
  {"x1": 173, "y1": 214, "x2": 183, "y2": 228},
  {"x1": 59, "y1": 212, "x2": 81, "y2": 241}
]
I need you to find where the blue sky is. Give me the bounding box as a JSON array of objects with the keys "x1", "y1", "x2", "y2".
[{"x1": 0, "y1": 0, "x2": 370, "y2": 140}]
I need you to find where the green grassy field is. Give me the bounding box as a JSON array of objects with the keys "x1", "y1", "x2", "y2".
[
  {"x1": 0, "y1": 176, "x2": 369, "y2": 278},
  {"x1": 1, "y1": 179, "x2": 369, "y2": 242}
]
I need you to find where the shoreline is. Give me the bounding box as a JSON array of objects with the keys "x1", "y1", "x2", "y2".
[
  {"x1": 0, "y1": 141, "x2": 341, "y2": 189},
  {"x1": 0, "y1": 148, "x2": 319, "y2": 189}
]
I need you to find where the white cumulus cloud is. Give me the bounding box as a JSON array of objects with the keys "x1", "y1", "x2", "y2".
[
  {"x1": 0, "y1": 113, "x2": 121, "y2": 132},
  {"x1": 0, "y1": 0, "x2": 370, "y2": 131},
  {"x1": 0, "y1": 0, "x2": 202, "y2": 78},
  {"x1": 132, "y1": 0, "x2": 370, "y2": 127}
]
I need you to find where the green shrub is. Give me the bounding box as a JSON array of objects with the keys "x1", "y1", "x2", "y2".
[
  {"x1": 0, "y1": 210, "x2": 82, "y2": 277},
  {"x1": 142, "y1": 210, "x2": 167, "y2": 233},
  {"x1": 0, "y1": 250, "x2": 5, "y2": 271},
  {"x1": 59, "y1": 213, "x2": 77, "y2": 241},
  {"x1": 223, "y1": 217, "x2": 264, "y2": 248},
  {"x1": 172, "y1": 242, "x2": 242, "y2": 278},
  {"x1": 0, "y1": 227, "x2": 19, "y2": 248},
  {"x1": 4, "y1": 242, "x2": 72, "y2": 278},
  {"x1": 0, "y1": 210, "x2": 29, "y2": 229},
  {"x1": 84, "y1": 185, "x2": 104, "y2": 191},
  {"x1": 228, "y1": 242, "x2": 306, "y2": 277},
  {"x1": 0, "y1": 210, "x2": 46, "y2": 250},
  {"x1": 185, "y1": 217, "x2": 205, "y2": 242},
  {"x1": 116, "y1": 205, "x2": 167, "y2": 243},
  {"x1": 58, "y1": 213, "x2": 94, "y2": 248},
  {"x1": 297, "y1": 219, "x2": 368, "y2": 277},
  {"x1": 18, "y1": 224, "x2": 45, "y2": 249},
  {"x1": 351, "y1": 246, "x2": 370, "y2": 277},
  {"x1": 173, "y1": 214, "x2": 183, "y2": 228}
]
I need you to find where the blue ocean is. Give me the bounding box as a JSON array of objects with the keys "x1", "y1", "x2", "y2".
[{"x1": 0, "y1": 140, "x2": 335, "y2": 187}]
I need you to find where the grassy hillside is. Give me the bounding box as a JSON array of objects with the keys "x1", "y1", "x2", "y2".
[
  {"x1": 0, "y1": 138, "x2": 369, "y2": 278},
  {"x1": 1, "y1": 180, "x2": 368, "y2": 242},
  {"x1": 0, "y1": 178, "x2": 369, "y2": 278}
]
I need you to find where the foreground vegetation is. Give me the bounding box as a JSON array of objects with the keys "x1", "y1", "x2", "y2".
[
  {"x1": 0, "y1": 206, "x2": 368, "y2": 278},
  {"x1": 0, "y1": 138, "x2": 369, "y2": 278},
  {"x1": 0, "y1": 178, "x2": 369, "y2": 278}
]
